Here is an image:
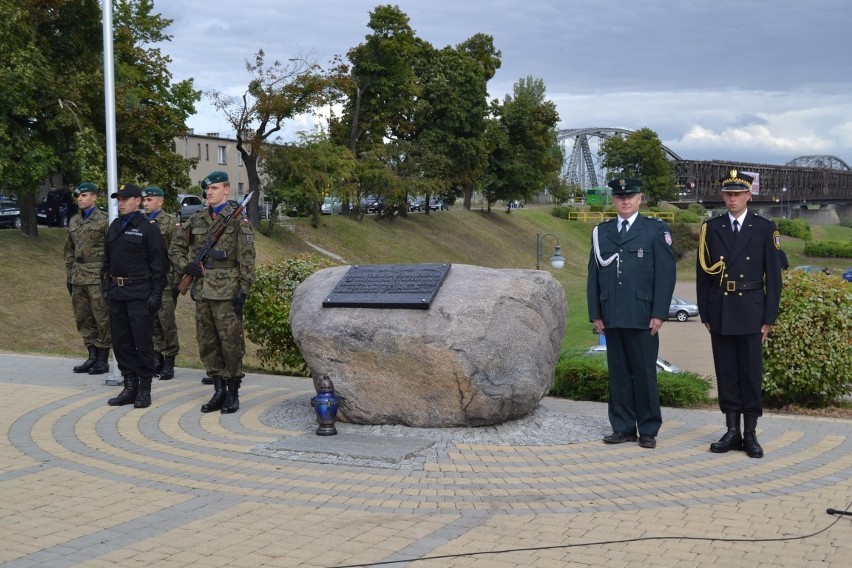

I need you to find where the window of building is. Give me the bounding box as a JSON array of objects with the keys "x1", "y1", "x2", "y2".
[
  {"x1": 218, "y1": 145, "x2": 227, "y2": 165},
  {"x1": 237, "y1": 152, "x2": 243, "y2": 167},
  {"x1": 205, "y1": 144, "x2": 209, "y2": 161},
  {"x1": 197, "y1": 143, "x2": 201, "y2": 159},
  {"x1": 238, "y1": 182, "x2": 244, "y2": 195}
]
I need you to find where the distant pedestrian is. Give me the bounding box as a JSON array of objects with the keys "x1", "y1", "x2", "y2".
[
  {"x1": 46, "y1": 185, "x2": 62, "y2": 227},
  {"x1": 697, "y1": 169, "x2": 782, "y2": 458},
  {"x1": 64, "y1": 182, "x2": 111, "y2": 374},
  {"x1": 170, "y1": 171, "x2": 255, "y2": 414},
  {"x1": 587, "y1": 177, "x2": 676, "y2": 449},
  {"x1": 102, "y1": 184, "x2": 169, "y2": 408},
  {"x1": 142, "y1": 186, "x2": 181, "y2": 380}
]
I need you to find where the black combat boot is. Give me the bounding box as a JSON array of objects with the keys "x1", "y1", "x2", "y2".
[
  {"x1": 159, "y1": 355, "x2": 175, "y2": 380},
  {"x1": 200, "y1": 377, "x2": 226, "y2": 413},
  {"x1": 73, "y1": 345, "x2": 97, "y2": 373},
  {"x1": 108, "y1": 375, "x2": 138, "y2": 406},
  {"x1": 221, "y1": 378, "x2": 241, "y2": 414},
  {"x1": 88, "y1": 347, "x2": 110, "y2": 375},
  {"x1": 201, "y1": 375, "x2": 214, "y2": 385},
  {"x1": 134, "y1": 377, "x2": 152, "y2": 408},
  {"x1": 154, "y1": 352, "x2": 164, "y2": 375},
  {"x1": 710, "y1": 412, "x2": 742, "y2": 453},
  {"x1": 742, "y1": 414, "x2": 764, "y2": 458}
]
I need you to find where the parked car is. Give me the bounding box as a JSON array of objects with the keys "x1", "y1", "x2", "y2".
[
  {"x1": 428, "y1": 198, "x2": 447, "y2": 211},
  {"x1": 842, "y1": 268, "x2": 852, "y2": 283},
  {"x1": 35, "y1": 195, "x2": 69, "y2": 227},
  {"x1": 408, "y1": 199, "x2": 422, "y2": 212},
  {"x1": 792, "y1": 265, "x2": 822, "y2": 273},
  {"x1": 177, "y1": 193, "x2": 205, "y2": 221},
  {"x1": 669, "y1": 296, "x2": 699, "y2": 322},
  {"x1": 0, "y1": 197, "x2": 21, "y2": 229},
  {"x1": 584, "y1": 345, "x2": 682, "y2": 374},
  {"x1": 321, "y1": 197, "x2": 343, "y2": 215}
]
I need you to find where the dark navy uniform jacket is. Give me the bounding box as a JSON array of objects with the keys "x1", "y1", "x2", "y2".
[
  {"x1": 696, "y1": 211, "x2": 782, "y2": 335},
  {"x1": 103, "y1": 213, "x2": 169, "y2": 301},
  {"x1": 587, "y1": 215, "x2": 676, "y2": 328}
]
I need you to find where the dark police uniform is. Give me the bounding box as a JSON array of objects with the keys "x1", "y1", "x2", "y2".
[
  {"x1": 697, "y1": 169, "x2": 782, "y2": 458},
  {"x1": 587, "y1": 178, "x2": 676, "y2": 447},
  {"x1": 102, "y1": 184, "x2": 169, "y2": 409}
]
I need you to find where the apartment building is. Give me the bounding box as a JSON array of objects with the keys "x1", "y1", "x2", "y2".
[{"x1": 173, "y1": 130, "x2": 255, "y2": 199}]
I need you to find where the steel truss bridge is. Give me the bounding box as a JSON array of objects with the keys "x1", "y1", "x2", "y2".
[{"x1": 557, "y1": 127, "x2": 852, "y2": 207}]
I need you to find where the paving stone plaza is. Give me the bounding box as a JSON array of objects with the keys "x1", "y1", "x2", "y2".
[{"x1": 2, "y1": 353, "x2": 851, "y2": 567}]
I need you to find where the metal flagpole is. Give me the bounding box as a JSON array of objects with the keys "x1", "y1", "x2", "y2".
[{"x1": 102, "y1": 1, "x2": 121, "y2": 386}]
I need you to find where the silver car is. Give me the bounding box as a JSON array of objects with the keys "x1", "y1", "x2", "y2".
[
  {"x1": 669, "y1": 296, "x2": 699, "y2": 322},
  {"x1": 584, "y1": 345, "x2": 682, "y2": 374}
]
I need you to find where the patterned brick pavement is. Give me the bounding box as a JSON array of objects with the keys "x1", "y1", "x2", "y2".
[{"x1": 1, "y1": 353, "x2": 851, "y2": 567}]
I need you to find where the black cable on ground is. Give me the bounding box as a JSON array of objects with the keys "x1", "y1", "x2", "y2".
[{"x1": 331, "y1": 502, "x2": 852, "y2": 568}]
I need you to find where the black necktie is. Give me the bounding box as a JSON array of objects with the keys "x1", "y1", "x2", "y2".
[
  {"x1": 732, "y1": 220, "x2": 740, "y2": 237},
  {"x1": 620, "y1": 219, "x2": 628, "y2": 237}
]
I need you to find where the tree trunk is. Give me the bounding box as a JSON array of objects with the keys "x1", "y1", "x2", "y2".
[
  {"x1": 243, "y1": 154, "x2": 262, "y2": 230},
  {"x1": 463, "y1": 185, "x2": 472, "y2": 210},
  {"x1": 17, "y1": 193, "x2": 39, "y2": 238}
]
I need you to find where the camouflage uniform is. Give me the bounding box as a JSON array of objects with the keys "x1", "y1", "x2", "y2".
[
  {"x1": 64, "y1": 207, "x2": 111, "y2": 351},
  {"x1": 170, "y1": 203, "x2": 255, "y2": 383},
  {"x1": 149, "y1": 210, "x2": 181, "y2": 358}
]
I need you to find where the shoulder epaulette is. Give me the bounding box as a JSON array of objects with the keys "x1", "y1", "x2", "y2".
[{"x1": 754, "y1": 213, "x2": 774, "y2": 222}]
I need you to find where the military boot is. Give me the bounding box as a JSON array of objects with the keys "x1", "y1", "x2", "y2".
[
  {"x1": 88, "y1": 347, "x2": 110, "y2": 375},
  {"x1": 221, "y1": 378, "x2": 242, "y2": 414},
  {"x1": 201, "y1": 375, "x2": 214, "y2": 385},
  {"x1": 200, "y1": 377, "x2": 226, "y2": 413},
  {"x1": 159, "y1": 355, "x2": 175, "y2": 380},
  {"x1": 709, "y1": 412, "x2": 742, "y2": 453},
  {"x1": 73, "y1": 345, "x2": 97, "y2": 373},
  {"x1": 108, "y1": 375, "x2": 138, "y2": 406},
  {"x1": 154, "y1": 352, "x2": 164, "y2": 375},
  {"x1": 134, "y1": 377, "x2": 152, "y2": 408},
  {"x1": 743, "y1": 414, "x2": 764, "y2": 458}
]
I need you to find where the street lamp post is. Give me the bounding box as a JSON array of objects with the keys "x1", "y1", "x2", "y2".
[
  {"x1": 782, "y1": 186, "x2": 788, "y2": 218},
  {"x1": 536, "y1": 233, "x2": 565, "y2": 270}
]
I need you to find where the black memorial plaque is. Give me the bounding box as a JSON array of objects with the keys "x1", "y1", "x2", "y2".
[{"x1": 322, "y1": 263, "x2": 451, "y2": 309}]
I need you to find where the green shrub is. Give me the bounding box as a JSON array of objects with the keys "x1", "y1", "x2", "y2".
[
  {"x1": 550, "y1": 351, "x2": 712, "y2": 407},
  {"x1": 243, "y1": 254, "x2": 335, "y2": 376},
  {"x1": 763, "y1": 270, "x2": 852, "y2": 407},
  {"x1": 551, "y1": 206, "x2": 570, "y2": 219},
  {"x1": 777, "y1": 218, "x2": 811, "y2": 240},
  {"x1": 672, "y1": 209, "x2": 704, "y2": 223},
  {"x1": 687, "y1": 202, "x2": 707, "y2": 217},
  {"x1": 668, "y1": 222, "x2": 698, "y2": 261},
  {"x1": 803, "y1": 240, "x2": 852, "y2": 258}
]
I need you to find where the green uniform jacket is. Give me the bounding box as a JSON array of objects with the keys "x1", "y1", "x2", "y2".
[
  {"x1": 64, "y1": 208, "x2": 109, "y2": 285},
  {"x1": 587, "y1": 215, "x2": 676, "y2": 328},
  {"x1": 149, "y1": 210, "x2": 181, "y2": 286},
  {"x1": 169, "y1": 204, "x2": 256, "y2": 300}
]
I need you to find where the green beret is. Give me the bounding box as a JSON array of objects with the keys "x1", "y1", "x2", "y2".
[
  {"x1": 142, "y1": 186, "x2": 164, "y2": 197},
  {"x1": 608, "y1": 177, "x2": 643, "y2": 195},
  {"x1": 200, "y1": 170, "x2": 228, "y2": 189},
  {"x1": 74, "y1": 182, "x2": 97, "y2": 195}
]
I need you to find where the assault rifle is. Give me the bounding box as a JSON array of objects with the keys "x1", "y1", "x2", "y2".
[{"x1": 174, "y1": 191, "x2": 254, "y2": 298}]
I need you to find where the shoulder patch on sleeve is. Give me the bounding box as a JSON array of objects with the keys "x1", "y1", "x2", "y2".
[
  {"x1": 773, "y1": 230, "x2": 781, "y2": 250},
  {"x1": 664, "y1": 231, "x2": 673, "y2": 246}
]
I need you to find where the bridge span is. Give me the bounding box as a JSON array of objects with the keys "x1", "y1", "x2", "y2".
[{"x1": 557, "y1": 127, "x2": 852, "y2": 208}]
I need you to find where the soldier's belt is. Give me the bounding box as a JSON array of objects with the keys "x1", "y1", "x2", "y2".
[
  {"x1": 76, "y1": 256, "x2": 105, "y2": 264},
  {"x1": 723, "y1": 280, "x2": 763, "y2": 292},
  {"x1": 203, "y1": 260, "x2": 238, "y2": 269},
  {"x1": 110, "y1": 276, "x2": 138, "y2": 287}
]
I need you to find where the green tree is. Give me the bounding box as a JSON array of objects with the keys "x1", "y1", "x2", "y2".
[
  {"x1": 481, "y1": 76, "x2": 562, "y2": 213},
  {"x1": 600, "y1": 127, "x2": 676, "y2": 204},
  {"x1": 209, "y1": 50, "x2": 329, "y2": 228}
]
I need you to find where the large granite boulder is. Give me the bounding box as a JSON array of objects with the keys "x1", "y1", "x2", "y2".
[{"x1": 290, "y1": 264, "x2": 567, "y2": 427}]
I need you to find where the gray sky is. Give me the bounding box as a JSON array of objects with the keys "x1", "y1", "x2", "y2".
[{"x1": 155, "y1": 0, "x2": 852, "y2": 166}]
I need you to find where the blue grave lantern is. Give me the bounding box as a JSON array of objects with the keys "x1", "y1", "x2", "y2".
[{"x1": 311, "y1": 376, "x2": 341, "y2": 436}]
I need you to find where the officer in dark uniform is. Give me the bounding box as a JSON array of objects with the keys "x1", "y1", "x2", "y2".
[
  {"x1": 102, "y1": 184, "x2": 169, "y2": 409},
  {"x1": 697, "y1": 169, "x2": 782, "y2": 458},
  {"x1": 587, "y1": 177, "x2": 677, "y2": 449}
]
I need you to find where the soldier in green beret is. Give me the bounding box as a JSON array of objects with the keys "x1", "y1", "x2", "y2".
[
  {"x1": 587, "y1": 177, "x2": 676, "y2": 449},
  {"x1": 170, "y1": 171, "x2": 255, "y2": 414},
  {"x1": 142, "y1": 186, "x2": 181, "y2": 380},
  {"x1": 64, "y1": 182, "x2": 112, "y2": 374}
]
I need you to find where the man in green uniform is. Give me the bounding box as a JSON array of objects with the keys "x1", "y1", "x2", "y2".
[
  {"x1": 587, "y1": 177, "x2": 676, "y2": 449},
  {"x1": 170, "y1": 171, "x2": 255, "y2": 414},
  {"x1": 64, "y1": 182, "x2": 111, "y2": 374},
  {"x1": 142, "y1": 186, "x2": 181, "y2": 380}
]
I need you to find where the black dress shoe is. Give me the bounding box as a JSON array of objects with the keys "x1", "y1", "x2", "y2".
[
  {"x1": 603, "y1": 432, "x2": 638, "y2": 444},
  {"x1": 638, "y1": 435, "x2": 657, "y2": 449}
]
